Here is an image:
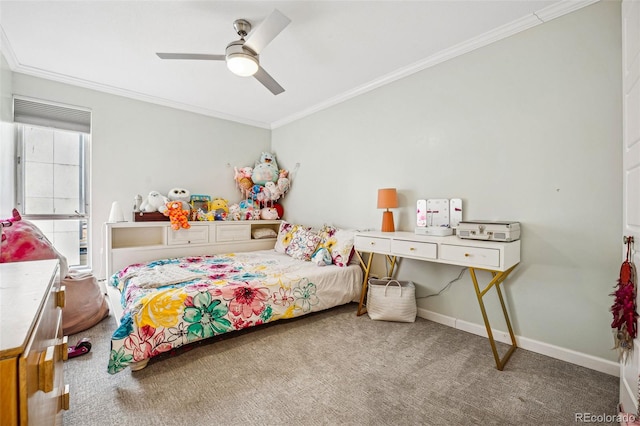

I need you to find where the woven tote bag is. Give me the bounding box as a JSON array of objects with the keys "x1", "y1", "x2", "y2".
[{"x1": 367, "y1": 278, "x2": 417, "y2": 322}]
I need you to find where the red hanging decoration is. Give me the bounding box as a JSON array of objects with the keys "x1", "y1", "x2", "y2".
[{"x1": 611, "y1": 236, "x2": 638, "y2": 362}]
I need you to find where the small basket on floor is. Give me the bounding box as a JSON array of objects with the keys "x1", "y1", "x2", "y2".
[{"x1": 367, "y1": 278, "x2": 417, "y2": 323}]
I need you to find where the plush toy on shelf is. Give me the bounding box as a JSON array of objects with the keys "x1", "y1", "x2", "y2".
[
  {"x1": 209, "y1": 198, "x2": 229, "y2": 221},
  {"x1": 227, "y1": 203, "x2": 242, "y2": 221},
  {"x1": 163, "y1": 188, "x2": 191, "y2": 211},
  {"x1": 196, "y1": 209, "x2": 215, "y2": 221},
  {"x1": 140, "y1": 191, "x2": 168, "y2": 212},
  {"x1": 260, "y1": 207, "x2": 279, "y2": 220},
  {"x1": 163, "y1": 201, "x2": 191, "y2": 230}
]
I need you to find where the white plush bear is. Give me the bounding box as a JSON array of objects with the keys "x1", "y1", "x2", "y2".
[
  {"x1": 159, "y1": 188, "x2": 191, "y2": 213},
  {"x1": 140, "y1": 191, "x2": 168, "y2": 212}
]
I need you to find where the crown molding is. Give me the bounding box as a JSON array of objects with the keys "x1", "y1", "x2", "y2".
[
  {"x1": 535, "y1": 0, "x2": 599, "y2": 22},
  {"x1": 12, "y1": 65, "x2": 272, "y2": 129},
  {"x1": 270, "y1": 0, "x2": 600, "y2": 129},
  {"x1": 0, "y1": 26, "x2": 271, "y2": 129}
]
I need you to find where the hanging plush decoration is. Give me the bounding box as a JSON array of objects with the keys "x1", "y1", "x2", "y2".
[
  {"x1": 231, "y1": 152, "x2": 292, "y2": 220},
  {"x1": 611, "y1": 236, "x2": 638, "y2": 362}
]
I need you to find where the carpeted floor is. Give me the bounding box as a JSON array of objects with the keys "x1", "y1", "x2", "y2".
[{"x1": 63, "y1": 303, "x2": 618, "y2": 426}]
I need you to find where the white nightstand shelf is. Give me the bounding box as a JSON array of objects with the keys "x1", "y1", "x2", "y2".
[{"x1": 354, "y1": 231, "x2": 521, "y2": 371}]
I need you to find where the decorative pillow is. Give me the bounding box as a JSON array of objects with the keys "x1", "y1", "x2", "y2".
[
  {"x1": 285, "y1": 228, "x2": 321, "y2": 261},
  {"x1": 252, "y1": 227, "x2": 277, "y2": 239},
  {"x1": 274, "y1": 221, "x2": 311, "y2": 253},
  {"x1": 318, "y1": 225, "x2": 355, "y2": 267}
]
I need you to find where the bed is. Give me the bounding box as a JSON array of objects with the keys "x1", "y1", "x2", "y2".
[{"x1": 107, "y1": 248, "x2": 362, "y2": 374}]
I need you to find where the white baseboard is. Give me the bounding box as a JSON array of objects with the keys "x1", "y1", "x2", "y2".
[{"x1": 417, "y1": 307, "x2": 619, "y2": 377}]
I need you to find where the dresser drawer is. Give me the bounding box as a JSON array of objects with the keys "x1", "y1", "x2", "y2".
[
  {"x1": 167, "y1": 225, "x2": 209, "y2": 245},
  {"x1": 391, "y1": 239, "x2": 437, "y2": 260},
  {"x1": 354, "y1": 235, "x2": 391, "y2": 254},
  {"x1": 216, "y1": 224, "x2": 251, "y2": 242},
  {"x1": 440, "y1": 244, "x2": 500, "y2": 268}
]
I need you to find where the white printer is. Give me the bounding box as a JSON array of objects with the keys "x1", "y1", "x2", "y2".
[{"x1": 456, "y1": 221, "x2": 520, "y2": 242}]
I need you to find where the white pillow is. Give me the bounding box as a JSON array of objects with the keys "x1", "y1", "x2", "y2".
[{"x1": 252, "y1": 228, "x2": 277, "y2": 239}]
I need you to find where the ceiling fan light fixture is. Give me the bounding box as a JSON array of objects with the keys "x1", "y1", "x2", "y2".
[{"x1": 227, "y1": 53, "x2": 259, "y2": 77}]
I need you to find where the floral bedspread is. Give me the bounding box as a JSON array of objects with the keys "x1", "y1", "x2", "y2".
[{"x1": 108, "y1": 250, "x2": 361, "y2": 374}]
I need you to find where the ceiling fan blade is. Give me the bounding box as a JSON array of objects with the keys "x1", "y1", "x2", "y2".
[
  {"x1": 244, "y1": 9, "x2": 291, "y2": 54},
  {"x1": 156, "y1": 53, "x2": 225, "y2": 61},
  {"x1": 254, "y1": 67, "x2": 285, "y2": 95}
]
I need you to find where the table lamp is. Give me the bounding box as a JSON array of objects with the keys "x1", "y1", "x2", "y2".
[{"x1": 377, "y1": 188, "x2": 398, "y2": 232}]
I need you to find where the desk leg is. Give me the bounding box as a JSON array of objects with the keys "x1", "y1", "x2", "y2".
[
  {"x1": 469, "y1": 265, "x2": 518, "y2": 371},
  {"x1": 356, "y1": 251, "x2": 374, "y2": 316}
]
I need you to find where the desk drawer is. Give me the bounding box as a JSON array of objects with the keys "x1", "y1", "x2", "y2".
[
  {"x1": 167, "y1": 225, "x2": 209, "y2": 245},
  {"x1": 354, "y1": 236, "x2": 391, "y2": 253},
  {"x1": 391, "y1": 239, "x2": 437, "y2": 260},
  {"x1": 440, "y1": 244, "x2": 500, "y2": 268}
]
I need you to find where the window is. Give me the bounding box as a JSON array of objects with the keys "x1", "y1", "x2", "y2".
[{"x1": 14, "y1": 97, "x2": 91, "y2": 269}]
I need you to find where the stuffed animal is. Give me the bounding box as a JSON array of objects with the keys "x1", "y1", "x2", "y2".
[
  {"x1": 251, "y1": 184, "x2": 269, "y2": 205},
  {"x1": 163, "y1": 201, "x2": 191, "y2": 230},
  {"x1": 260, "y1": 207, "x2": 279, "y2": 220},
  {"x1": 209, "y1": 198, "x2": 229, "y2": 218},
  {"x1": 277, "y1": 169, "x2": 291, "y2": 195},
  {"x1": 252, "y1": 152, "x2": 279, "y2": 185},
  {"x1": 196, "y1": 208, "x2": 215, "y2": 221},
  {"x1": 228, "y1": 203, "x2": 241, "y2": 221},
  {"x1": 234, "y1": 166, "x2": 254, "y2": 199},
  {"x1": 311, "y1": 247, "x2": 332, "y2": 266},
  {"x1": 238, "y1": 199, "x2": 259, "y2": 221},
  {"x1": 264, "y1": 181, "x2": 281, "y2": 203},
  {"x1": 249, "y1": 208, "x2": 261, "y2": 221},
  {"x1": 166, "y1": 188, "x2": 191, "y2": 210},
  {"x1": 140, "y1": 191, "x2": 168, "y2": 212}
]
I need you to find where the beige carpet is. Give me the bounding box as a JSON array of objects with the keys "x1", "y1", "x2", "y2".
[{"x1": 63, "y1": 303, "x2": 618, "y2": 425}]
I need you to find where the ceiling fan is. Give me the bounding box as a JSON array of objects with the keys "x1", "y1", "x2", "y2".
[{"x1": 156, "y1": 9, "x2": 291, "y2": 95}]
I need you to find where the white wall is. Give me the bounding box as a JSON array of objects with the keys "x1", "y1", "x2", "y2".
[
  {"x1": 272, "y1": 1, "x2": 622, "y2": 364},
  {"x1": 9, "y1": 74, "x2": 271, "y2": 277}
]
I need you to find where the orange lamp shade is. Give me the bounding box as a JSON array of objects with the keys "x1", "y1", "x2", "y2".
[{"x1": 377, "y1": 188, "x2": 398, "y2": 232}]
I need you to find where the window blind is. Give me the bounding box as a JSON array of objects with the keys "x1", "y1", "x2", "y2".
[{"x1": 13, "y1": 96, "x2": 91, "y2": 133}]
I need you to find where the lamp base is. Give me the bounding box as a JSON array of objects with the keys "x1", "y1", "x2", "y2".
[{"x1": 381, "y1": 210, "x2": 395, "y2": 232}]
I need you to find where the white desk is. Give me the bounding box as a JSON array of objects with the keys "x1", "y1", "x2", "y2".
[{"x1": 354, "y1": 231, "x2": 521, "y2": 370}]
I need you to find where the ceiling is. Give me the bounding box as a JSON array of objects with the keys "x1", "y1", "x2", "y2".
[{"x1": 0, "y1": 1, "x2": 596, "y2": 129}]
